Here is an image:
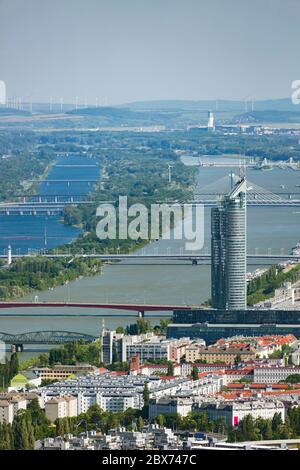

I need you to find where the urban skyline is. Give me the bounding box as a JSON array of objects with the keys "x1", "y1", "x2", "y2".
[{"x1": 1, "y1": 0, "x2": 300, "y2": 457}]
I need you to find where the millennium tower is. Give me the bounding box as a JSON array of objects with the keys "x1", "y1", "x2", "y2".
[{"x1": 211, "y1": 177, "x2": 247, "y2": 310}]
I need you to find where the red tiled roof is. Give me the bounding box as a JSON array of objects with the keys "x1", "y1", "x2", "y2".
[
  {"x1": 226, "y1": 382, "x2": 297, "y2": 391},
  {"x1": 225, "y1": 367, "x2": 254, "y2": 375},
  {"x1": 219, "y1": 388, "x2": 300, "y2": 400}
]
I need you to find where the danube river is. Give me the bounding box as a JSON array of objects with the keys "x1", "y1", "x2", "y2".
[
  {"x1": 0, "y1": 155, "x2": 99, "y2": 255},
  {"x1": 1, "y1": 159, "x2": 300, "y2": 356}
]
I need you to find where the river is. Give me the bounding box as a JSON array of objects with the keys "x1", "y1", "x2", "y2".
[{"x1": 1, "y1": 156, "x2": 300, "y2": 358}]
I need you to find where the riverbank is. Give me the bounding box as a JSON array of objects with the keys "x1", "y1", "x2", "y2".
[
  {"x1": 247, "y1": 262, "x2": 300, "y2": 306},
  {"x1": 0, "y1": 257, "x2": 102, "y2": 301}
]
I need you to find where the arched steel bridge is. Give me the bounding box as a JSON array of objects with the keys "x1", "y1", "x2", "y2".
[{"x1": 0, "y1": 330, "x2": 97, "y2": 345}]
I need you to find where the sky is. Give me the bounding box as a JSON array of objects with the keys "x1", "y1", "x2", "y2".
[{"x1": 0, "y1": 0, "x2": 299, "y2": 105}]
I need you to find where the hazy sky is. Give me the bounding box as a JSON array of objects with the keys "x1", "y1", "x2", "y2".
[{"x1": 0, "y1": 0, "x2": 299, "y2": 104}]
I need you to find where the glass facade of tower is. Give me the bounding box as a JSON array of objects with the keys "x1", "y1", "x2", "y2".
[{"x1": 211, "y1": 179, "x2": 247, "y2": 310}]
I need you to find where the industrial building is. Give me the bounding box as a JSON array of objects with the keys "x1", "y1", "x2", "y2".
[{"x1": 167, "y1": 308, "x2": 300, "y2": 343}]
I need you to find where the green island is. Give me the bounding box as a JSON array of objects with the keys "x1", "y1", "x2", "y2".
[{"x1": 0, "y1": 257, "x2": 102, "y2": 300}]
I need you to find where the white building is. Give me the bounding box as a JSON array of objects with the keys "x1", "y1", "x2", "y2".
[
  {"x1": 199, "y1": 399, "x2": 285, "y2": 426},
  {"x1": 149, "y1": 374, "x2": 224, "y2": 419},
  {"x1": 101, "y1": 329, "x2": 191, "y2": 364},
  {"x1": 126, "y1": 339, "x2": 170, "y2": 363},
  {"x1": 45, "y1": 395, "x2": 77, "y2": 422},
  {"x1": 36, "y1": 371, "x2": 223, "y2": 415},
  {"x1": 37, "y1": 373, "x2": 160, "y2": 413},
  {"x1": 9, "y1": 396, "x2": 27, "y2": 415},
  {"x1": 149, "y1": 396, "x2": 195, "y2": 419},
  {"x1": 291, "y1": 348, "x2": 300, "y2": 366},
  {"x1": 253, "y1": 366, "x2": 300, "y2": 383},
  {"x1": 0, "y1": 400, "x2": 14, "y2": 424}
]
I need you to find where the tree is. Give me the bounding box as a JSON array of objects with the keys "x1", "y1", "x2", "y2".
[
  {"x1": 143, "y1": 383, "x2": 150, "y2": 407},
  {"x1": 63, "y1": 205, "x2": 82, "y2": 226},
  {"x1": 163, "y1": 412, "x2": 182, "y2": 430},
  {"x1": 9, "y1": 353, "x2": 19, "y2": 379},
  {"x1": 190, "y1": 411, "x2": 210, "y2": 432},
  {"x1": 239, "y1": 415, "x2": 259, "y2": 441},
  {"x1": 38, "y1": 353, "x2": 49, "y2": 367},
  {"x1": 284, "y1": 374, "x2": 300, "y2": 384},
  {"x1": 12, "y1": 411, "x2": 35, "y2": 450},
  {"x1": 0, "y1": 422, "x2": 13, "y2": 450},
  {"x1": 112, "y1": 343, "x2": 119, "y2": 364},
  {"x1": 234, "y1": 354, "x2": 242, "y2": 366},
  {"x1": 137, "y1": 318, "x2": 152, "y2": 334},
  {"x1": 191, "y1": 365, "x2": 199, "y2": 381},
  {"x1": 27, "y1": 398, "x2": 49, "y2": 427},
  {"x1": 156, "y1": 414, "x2": 166, "y2": 427},
  {"x1": 137, "y1": 416, "x2": 144, "y2": 431},
  {"x1": 116, "y1": 326, "x2": 125, "y2": 334},
  {"x1": 264, "y1": 420, "x2": 273, "y2": 440},
  {"x1": 272, "y1": 413, "x2": 283, "y2": 438},
  {"x1": 167, "y1": 362, "x2": 174, "y2": 376},
  {"x1": 159, "y1": 318, "x2": 171, "y2": 334},
  {"x1": 85, "y1": 404, "x2": 103, "y2": 427}
]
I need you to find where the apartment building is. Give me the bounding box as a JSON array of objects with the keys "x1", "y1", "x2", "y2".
[
  {"x1": 0, "y1": 400, "x2": 14, "y2": 424},
  {"x1": 101, "y1": 328, "x2": 192, "y2": 365},
  {"x1": 253, "y1": 366, "x2": 300, "y2": 384},
  {"x1": 187, "y1": 347, "x2": 256, "y2": 365},
  {"x1": 199, "y1": 399, "x2": 285, "y2": 426},
  {"x1": 32, "y1": 364, "x2": 95, "y2": 381},
  {"x1": 45, "y1": 395, "x2": 77, "y2": 422}
]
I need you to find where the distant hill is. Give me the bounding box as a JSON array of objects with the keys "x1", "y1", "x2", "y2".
[
  {"x1": 231, "y1": 110, "x2": 300, "y2": 124},
  {"x1": 67, "y1": 106, "x2": 161, "y2": 119},
  {"x1": 67, "y1": 106, "x2": 179, "y2": 126},
  {"x1": 118, "y1": 98, "x2": 300, "y2": 112},
  {"x1": 0, "y1": 107, "x2": 30, "y2": 116}
]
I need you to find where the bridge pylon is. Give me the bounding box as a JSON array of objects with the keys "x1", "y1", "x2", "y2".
[{"x1": 11, "y1": 343, "x2": 23, "y2": 352}]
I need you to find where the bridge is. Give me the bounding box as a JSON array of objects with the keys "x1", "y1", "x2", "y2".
[
  {"x1": 0, "y1": 301, "x2": 190, "y2": 316},
  {"x1": 29, "y1": 179, "x2": 99, "y2": 183},
  {"x1": 1, "y1": 253, "x2": 299, "y2": 265},
  {"x1": 192, "y1": 173, "x2": 300, "y2": 206},
  {"x1": 197, "y1": 157, "x2": 300, "y2": 171},
  {"x1": 0, "y1": 330, "x2": 97, "y2": 350},
  {"x1": 0, "y1": 200, "x2": 95, "y2": 215},
  {"x1": 2, "y1": 173, "x2": 300, "y2": 215}
]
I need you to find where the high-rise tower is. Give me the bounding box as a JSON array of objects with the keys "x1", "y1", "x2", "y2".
[
  {"x1": 211, "y1": 178, "x2": 247, "y2": 310},
  {"x1": 207, "y1": 111, "x2": 215, "y2": 131}
]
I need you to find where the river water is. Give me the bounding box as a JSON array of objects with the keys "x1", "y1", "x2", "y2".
[
  {"x1": 0, "y1": 155, "x2": 100, "y2": 255},
  {"x1": 1, "y1": 156, "x2": 300, "y2": 357}
]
